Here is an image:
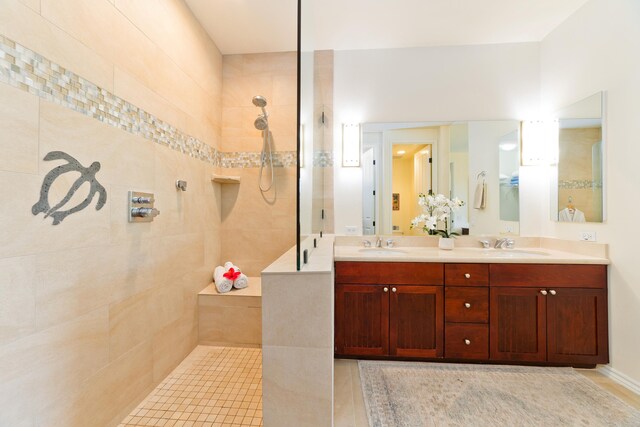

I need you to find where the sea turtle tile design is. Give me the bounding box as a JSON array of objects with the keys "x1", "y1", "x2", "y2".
[{"x1": 32, "y1": 151, "x2": 107, "y2": 225}]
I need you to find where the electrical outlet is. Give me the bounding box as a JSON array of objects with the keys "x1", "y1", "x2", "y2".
[
  {"x1": 345, "y1": 226, "x2": 357, "y2": 235},
  {"x1": 580, "y1": 231, "x2": 597, "y2": 242}
]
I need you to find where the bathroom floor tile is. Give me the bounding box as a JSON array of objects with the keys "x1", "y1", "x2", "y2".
[{"x1": 120, "y1": 346, "x2": 263, "y2": 427}]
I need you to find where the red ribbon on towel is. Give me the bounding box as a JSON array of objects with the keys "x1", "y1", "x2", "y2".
[{"x1": 223, "y1": 267, "x2": 241, "y2": 280}]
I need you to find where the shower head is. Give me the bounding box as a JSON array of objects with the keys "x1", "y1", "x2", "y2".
[
  {"x1": 252, "y1": 95, "x2": 267, "y2": 108},
  {"x1": 254, "y1": 114, "x2": 269, "y2": 131}
]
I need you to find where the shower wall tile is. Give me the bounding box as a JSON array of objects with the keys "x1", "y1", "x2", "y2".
[
  {"x1": 40, "y1": 0, "x2": 117, "y2": 66},
  {"x1": 0, "y1": 0, "x2": 114, "y2": 90},
  {"x1": 113, "y1": 0, "x2": 223, "y2": 98},
  {"x1": 0, "y1": 83, "x2": 39, "y2": 174},
  {"x1": 0, "y1": 256, "x2": 36, "y2": 346},
  {"x1": 113, "y1": 67, "x2": 190, "y2": 134},
  {"x1": 40, "y1": 339, "x2": 154, "y2": 427},
  {"x1": 0, "y1": 307, "x2": 109, "y2": 425},
  {"x1": 0, "y1": 170, "x2": 111, "y2": 259},
  {"x1": 0, "y1": 1, "x2": 225, "y2": 425},
  {"x1": 18, "y1": 0, "x2": 39, "y2": 12},
  {"x1": 39, "y1": 101, "x2": 157, "y2": 188},
  {"x1": 34, "y1": 245, "x2": 115, "y2": 331}
]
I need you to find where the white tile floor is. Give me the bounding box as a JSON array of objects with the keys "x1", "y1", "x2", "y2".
[{"x1": 119, "y1": 346, "x2": 262, "y2": 427}]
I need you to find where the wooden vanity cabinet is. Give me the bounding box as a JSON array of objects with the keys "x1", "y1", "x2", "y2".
[
  {"x1": 335, "y1": 262, "x2": 444, "y2": 358},
  {"x1": 444, "y1": 264, "x2": 490, "y2": 360},
  {"x1": 334, "y1": 284, "x2": 389, "y2": 356},
  {"x1": 335, "y1": 261, "x2": 608, "y2": 367},
  {"x1": 489, "y1": 264, "x2": 609, "y2": 365}
]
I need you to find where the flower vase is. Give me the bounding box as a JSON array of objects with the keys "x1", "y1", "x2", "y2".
[{"x1": 438, "y1": 237, "x2": 454, "y2": 250}]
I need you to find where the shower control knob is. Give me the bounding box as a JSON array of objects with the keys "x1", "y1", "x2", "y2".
[
  {"x1": 131, "y1": 207, "x2": 160, "y2": 218},
  {"x1": 131, "y1": 196, "x2": 154, "y2": 204}
]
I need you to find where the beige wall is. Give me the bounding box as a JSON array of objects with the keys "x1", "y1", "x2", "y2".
[
  {"x1": 539, "y1": 0, "x2": 640, "y2": 386},
  {"x1": 0, "y1": 0, "x2": 223, "y2": 425},
  {"x1": 220, "y1": 53, "x2": 297, "y2": 276}
]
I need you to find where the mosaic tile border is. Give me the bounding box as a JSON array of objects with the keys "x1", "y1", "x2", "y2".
[
  {"x1": 313, "y1": 151, "x2": 333, "y2": 167},
  {"x1": 220, "y1": 151, "x2": 297, "y2": 168},
  {"x1": 0, "y1": 34, "x2": 295, "y2": 169},
  {"x1": 558, "y1": 180, "x2": 603, "y2": 190}
]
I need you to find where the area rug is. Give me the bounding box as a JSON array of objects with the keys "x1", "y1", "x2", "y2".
[{"x1": 358, "y1": 361, "x2": 640, "y2": 427}]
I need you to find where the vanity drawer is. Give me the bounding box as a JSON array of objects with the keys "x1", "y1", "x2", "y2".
[
  {"x1": 445, "y1": 323, "x2": 489, "y2": 359},
  {"x1": 444, "y1": 263, "x2": 489, "y2": 286},
  {"x1": 335, "y1": 262, "x2": 444, "y2": 285},
  {"x1": 445, "y1": 287, "x2": 489, "y2": 323},
  {"x1": 490, "y1": 264, "x2": 607, "y2": 288}
]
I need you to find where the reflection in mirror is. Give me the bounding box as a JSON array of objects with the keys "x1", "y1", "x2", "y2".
[
  {"x1": 499, "y1": 130, "x2": 520, "y2": 222},
  {"x1": 358, "y1": 121, "x2": 520, "y2": 237},
  {"x1": 551, "y1": 92, "x2": 604, "y2": 223}
]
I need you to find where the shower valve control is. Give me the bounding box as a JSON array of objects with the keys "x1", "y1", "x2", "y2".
[
  {"x1": 131, "y1": 195, "x2": 154, "y2": 204},
  {"x1": 131, "y1": 207, "x2": 160, "y2": 218},
  {"x1": 128, "y1": 191, "x2": 159, "y2": 223}
]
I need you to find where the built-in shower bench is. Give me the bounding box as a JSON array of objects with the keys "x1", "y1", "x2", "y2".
[{"x1": 198, "y1": 277, "x2": 262, "y2": 347}]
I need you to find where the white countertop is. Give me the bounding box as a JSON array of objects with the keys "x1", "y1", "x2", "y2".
[{"x1": 334, "y1": 245, "x2": 610, "y2": 264}]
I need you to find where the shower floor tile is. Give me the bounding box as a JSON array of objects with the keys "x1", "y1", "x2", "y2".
[{"x1": 119, "y1": 346, "x2": 262, "y2": 427}]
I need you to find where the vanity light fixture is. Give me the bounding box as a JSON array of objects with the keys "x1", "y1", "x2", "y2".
[
  {"x1": 342, "y1": 123, "x2": 361, "y2": 167},
  {"x1": 520, "y1": 119, "x2": 559, "y2": 165}
]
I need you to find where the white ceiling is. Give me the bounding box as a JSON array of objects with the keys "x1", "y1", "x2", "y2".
[{"x1": 185, "y1": 0, "x2": 589, "y2": 55}]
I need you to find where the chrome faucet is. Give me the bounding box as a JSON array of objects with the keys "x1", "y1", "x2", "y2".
[
  {"x1": 495, "y1": 238, "x2": 515, "y2": 249},
  {"x1": 479, "y1": 240, "x2": 491, "y2": 249},
  {"x1": 376, "y1": 236, "x2": 383, "y2": 248}
]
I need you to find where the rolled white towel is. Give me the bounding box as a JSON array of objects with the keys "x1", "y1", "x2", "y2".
[
  {"x1": 224, "y1": 261, "x2": 249, "y2": 289},
  {"x1": 234, "y1": 273, "x2": 248, "y2": 289},
  {"x1": 213, "y1": 266, "x2": 233, "y2": 293}
]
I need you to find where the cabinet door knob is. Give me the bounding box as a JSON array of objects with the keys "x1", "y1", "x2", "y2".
[
  {"x1": 549, "y1": 289, "x2": 557, "y2": 296},
  {"x1": 540, "y1": 290, "x2": 548, "y2": 296},
  {"x1": 383, "y1": 287, "x2": 389, "y2": 292},
  {"x1": 392, "y1": 287, "x2": 397, "y2": 293},
  {"x1": 464, "y1": 339, "x2": 471, "y2": 345},
  {"x1": 464, "y1": 302, "x2": 471, "y2": 309},
  {"x1": 464, "y1": 273, "x2": 471, "y2": 279}
]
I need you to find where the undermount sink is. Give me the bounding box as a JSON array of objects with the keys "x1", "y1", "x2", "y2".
[{"x1": 358, "y1": 247, "x2": 408, "y2": 255}]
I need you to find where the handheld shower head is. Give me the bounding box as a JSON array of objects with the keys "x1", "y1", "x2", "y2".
[
  {"x1": 254, "y1": 114, "x2": 269, "y2": 131},
  {"x1": 252, "y1": 95, "x2": 267, "y2": 108}
]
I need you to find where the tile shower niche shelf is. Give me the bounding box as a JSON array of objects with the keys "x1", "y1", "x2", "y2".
[{"x1": 212, "y1": 174, "x2": 241, "y2": 184}]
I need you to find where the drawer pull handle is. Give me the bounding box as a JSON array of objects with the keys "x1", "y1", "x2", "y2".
[
  {"x1": 464, "y1": 339, "x2": 471, "y2": 345},
  {"x1": 392, "y1": 287, "x2": 397, "y2": 293},
  {"x1": 549, "y1": 289, "x2": 557, "y2": 296},
  {"x1": 383, "y1": 287, "x2": 389, "y2": 293},
  {"x1": 464, "y1": 302, "x2": 471, "y2": 309},
  {"x1": 464, "y1": 273, "x2": 471, "y2": 279},
  {"x1": 540, "y1": 290, "x2": 548, "y2": 296}
]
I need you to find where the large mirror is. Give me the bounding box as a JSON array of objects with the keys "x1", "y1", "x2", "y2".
[
  {"x1": 551, "y1": 92, "x2": 605, "y2": 223},
  {"x1": 360, "y1": 120, "x2": 520, "y2": 237}
]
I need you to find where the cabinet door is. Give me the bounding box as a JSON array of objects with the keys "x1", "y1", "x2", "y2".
[
  {"x1": 390, "y1": 285, "x2": 443, "y2": 358},
  {"x1": 547, "y1": 288, "x2": 609, "y2": 364},
  {"x1": 335, "y1": 284, "x2": 389, "y2": 356},
  {"x1": 490, "y1": 287, "x2": 546, "y2": 362}
]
